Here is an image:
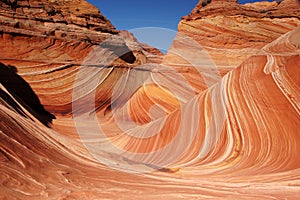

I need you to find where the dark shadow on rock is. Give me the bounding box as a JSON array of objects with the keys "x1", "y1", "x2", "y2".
[
  {"x1": 0, "y1": 62, "x2": 55, "y2": 127},
  {"x1": 99, "y1": 38, "x2": 136, "y2": 64}
]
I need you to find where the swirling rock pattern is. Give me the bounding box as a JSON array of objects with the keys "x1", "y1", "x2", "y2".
[
  {"x1": 1, "y1": 0, "x2": 300, "y2": 199},
  {"x1": 163, "y1": 0, "x2": 300, "y2": 92}
]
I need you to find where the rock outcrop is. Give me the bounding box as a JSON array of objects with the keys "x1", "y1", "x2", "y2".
[
  {"x1": 0, "y1": 0, "x2": 163, "y2": 114},
  {"x1": 0, "y1": 0, "x2": 117, "y2": 40},
  {"x1": 163, "y1": 0, "x2": 300, "y2": 91},
  {"x1": 0, "y1": 0, "x2": 300, "y2": 199}
]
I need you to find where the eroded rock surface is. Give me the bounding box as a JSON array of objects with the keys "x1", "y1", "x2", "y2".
[
  {"x1": 0, "y1": 0, "x2": 300, "y2": 199},
  {"x1": 163, "y1": 0, "x2": 300, "y2": 91}
]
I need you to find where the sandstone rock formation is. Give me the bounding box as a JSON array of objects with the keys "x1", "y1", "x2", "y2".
[
  {"x1": 0, "y1": 0, "x2": 163, "y2": 114},
  {"x1": 163, "y1": 0, "x2": 300, "y2": 91},
  {"x1": 0, "y1": 0, "x2": 300, "y2": 199}
]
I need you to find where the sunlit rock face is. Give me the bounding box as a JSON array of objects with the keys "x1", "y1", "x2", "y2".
[
  {"x1": 163, "y1": 0, "x2": 300, "y2": 92},
  {"x1": 1, "y1": 0, "x2": 300, "y2": 199}
]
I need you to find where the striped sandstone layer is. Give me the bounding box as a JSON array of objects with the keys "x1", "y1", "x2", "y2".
[{"x1": 163, "y1": 0, "x2": 300, "y2": 92}]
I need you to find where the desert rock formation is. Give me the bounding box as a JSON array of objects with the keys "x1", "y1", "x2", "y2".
[
  {"x1": 164, "y1": 0, "x2": 300, "y2": 91},
  {"x1": 0, "y1": 0, "x2": 300, "y2": 199}
]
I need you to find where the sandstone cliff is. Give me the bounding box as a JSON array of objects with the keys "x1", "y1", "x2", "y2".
[
  {"x1": 163, "y1": 0, "x2": 300, "y2": 91},
  {"x1": 0, "y1": 0, "x2": 163, "y2": 115},
  {"x1": 0, "y1": 0, "x2": 117, "y2": 39}
]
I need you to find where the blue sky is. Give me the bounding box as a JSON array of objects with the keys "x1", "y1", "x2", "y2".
[
  {"x1": 86, "y1": 0, "x2": 274, "y2": 52},
  {"x1": 87, "y1": 0, "x2": 274, "y2": 31},
  {"x1": 87, "y1": 0, "x2": 199, "y2": 31}
]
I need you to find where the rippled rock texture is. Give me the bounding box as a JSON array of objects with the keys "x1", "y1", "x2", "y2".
[
  {"x1": 164, "y1": 0, "x2": 300, "y2": 91},
  {"x1": 1, "y1": 0, "x2": 300, "y2": 199}
]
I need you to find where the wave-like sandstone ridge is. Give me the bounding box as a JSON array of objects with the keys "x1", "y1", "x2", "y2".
[{"x1": 1, "y1": 0, "x2": 300, "y2": 199}]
